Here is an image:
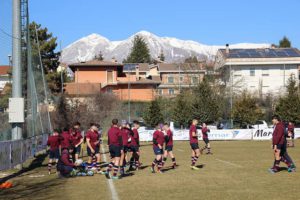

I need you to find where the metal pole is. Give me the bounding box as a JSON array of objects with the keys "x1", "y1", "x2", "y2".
[
  {"x1": 128, "y1": 67, "x2": 131, "y2": 122},
  {"x1": 60, "y1": 41, "x2": 64, "y2": 94},
  {"x1": 179, "y1": 64, "x2": 181, "y2": 93},
  {"x1": 230, "y1": 64, "x2": 233, "y2": 129},
  {"x1": 12, "y1": 0, "x2": 23, "y2": 140}
]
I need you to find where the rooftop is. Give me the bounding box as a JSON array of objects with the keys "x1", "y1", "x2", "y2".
[
  {"x1": 69, "y1": 60, "x2": 123, "y2": 67},
  {"x1": 219, "y1": 48, "x2": 300, "y2": 59},
  {"x1": 0, "y1": 65, "x2": 11, "y2": 76}
]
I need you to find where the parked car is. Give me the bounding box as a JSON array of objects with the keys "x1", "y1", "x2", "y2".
[{"x1": 251, "y1": 120, "x2": 269, "y2": 129}]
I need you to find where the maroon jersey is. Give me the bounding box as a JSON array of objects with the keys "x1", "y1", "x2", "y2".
[
  {"x1": 60, "y1": 131, "x2": 73, "y2": 149},
  {"x1": 61, "y1": 149, "x2": 75, "y2": 167},
  {"x1": 189, "y1": 125, "x2": 198, "y2": 144},
  {"x1": 130, "y1": 128, "x2": 139, "y2": 146},
  {"x1": 202, "y1": 127, "x2": 209, "y2": 139},
  {"x1": 165, "y1": 129, "x2": 173, "y2": 146},
  {"x1": 288, "y1": 124, "x2": 295, "y2": 134},
  {"x1": 121, "y1": 128, "x2": 130, "y2": 147},
  {"x1": 86, "y1": 130, "x2": 99, "y2": 149},
  {"x1": 47, "y1": 135, "x2": 60, "y2": 151},
  {"x1": 69, "y1": 128, "x2": 83, "y2": 146},
  {"x1": 272, "y1": 122, "x2": 285, "y2": 145},
  {"x1": 108, "y1": 126, "x2": 122, "y2": 146},
  {"x1": 153, "y1": 130, "x2": 164, "y2": 148}
]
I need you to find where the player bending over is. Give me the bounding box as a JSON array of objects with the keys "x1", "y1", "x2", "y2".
[
  {"x1": 86, "y1": 123, "x2": 102, "y2": 173},
  {"x1": 189, "y1": 119, "x2": 201, "y2": 170},
  {"x1": 200, "y1": 122, "x2": 212, "y2": 155},
  {"x1": 151, "y1": 123, "x2": 165, "y2": 173},
  {"x1": 162, "y1": 123, "x2": 177, "y2": 169},
  {"x1": 69, "y1": 122, "x2": 83, "y2": 161},
  {"x1": 47, "y1": 129, "x2": 60, "y2": 175},
  {"x1": 269, "y1": 115, "x2": 285, "y2": 173},
  {"x1": 104, "y1": 119, "x2": 123, "y2": 179}
]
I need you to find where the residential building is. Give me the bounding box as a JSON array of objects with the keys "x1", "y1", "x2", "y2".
[
  {"x1": 66, "y1": 60, "x2": 160, "y2": 101},
  {"x1": 0, "y1": 65, "x2": 11, "y2": 93},
  {"x1": 214, "y1": 47, "x2": 300, "y2": 95},
  {"x1": 156, "y1": 63, "x2": 206, "y2": 97}
]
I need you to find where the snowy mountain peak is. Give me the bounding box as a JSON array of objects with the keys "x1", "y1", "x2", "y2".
[{"x1": 61, "y1": 31, "x2": 270, "y2": 64}]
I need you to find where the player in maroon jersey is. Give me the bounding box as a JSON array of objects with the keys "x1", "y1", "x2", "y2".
[
  {"x1": 151, "y1": 123, "x2": 165, "y2": 173},
  {"x1": 47, "y1": 129, "x2": 60, "y2": 175},
  {"x1": 162, "y1": 123, "x2": 177, "y2": 169},
  {"x1": 86, "y1": 123, "x2": 101, "y2": 173},
  {"x1": 189, "y1": 119, "x2": 200, "y2": 170},
  {"x1": 69, "y1": 122, "x2": 83, "y2": 161},
  {"x1": 129, "y1": 120, "x2": 141, "y2": 170},
  {"x1": 200, "y1": 122, "x2": 212, "y2": 155}
]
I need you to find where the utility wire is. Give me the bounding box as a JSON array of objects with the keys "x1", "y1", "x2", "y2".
[{"x1": 0, "y1": 27, "x2": 21, "y2": 39}]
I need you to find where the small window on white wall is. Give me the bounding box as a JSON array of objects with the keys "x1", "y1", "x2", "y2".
[
  {"x1": 262, "y1": 68, "x2": 269, "y2": 76},
  {"x1": 250, "y1": 67, "x2": 255, "y2": 76},
  {"x1": 169, "y1": 89, "x2": 174, "y2": 95}
]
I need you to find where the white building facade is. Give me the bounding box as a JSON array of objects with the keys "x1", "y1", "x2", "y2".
[{"x1": 215, "y1": 48, "x2": 300, "y2": 95}]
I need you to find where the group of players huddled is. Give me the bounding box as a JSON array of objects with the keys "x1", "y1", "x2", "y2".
[{"x1": 46, "y1": 115, "x2": 296, "y2": 179}]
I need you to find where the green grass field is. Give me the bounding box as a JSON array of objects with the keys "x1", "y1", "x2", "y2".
[{"x1": 0, "y1": 140, "x2": 299, "y2": 200}]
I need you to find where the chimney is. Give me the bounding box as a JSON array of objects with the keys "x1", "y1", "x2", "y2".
[
  {"x1": 135, "y1": 65, "x2": 140, "y2": 81},
  {"x1": 111, "y1": 57, "x2": 117, "y2": 63},
  {"x1": 226, "y1": 44, "x2": 229, "y2": 54}
]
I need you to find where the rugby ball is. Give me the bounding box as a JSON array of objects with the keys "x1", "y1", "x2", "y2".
[{"x1": 75, "y1": 159, "x2": 83, "y2": 165}]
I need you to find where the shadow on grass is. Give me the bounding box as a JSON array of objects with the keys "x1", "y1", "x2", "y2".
[
  {"x1": 0, "y1": 176, "x2": 66, "y2": 200},
  {"x1": 0, "y1": 153, "x2": 48, "y2": 184},
  {"x1": 196, "y1": 164, "x2": 205, "y2": 169}
]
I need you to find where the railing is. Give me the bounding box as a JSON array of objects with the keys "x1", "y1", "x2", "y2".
[{"x1": 0, "y1": 134, "x2": 48, "y2": 171}]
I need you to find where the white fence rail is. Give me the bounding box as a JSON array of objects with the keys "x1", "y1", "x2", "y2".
[
  {"x1": 0, "y1": 134, "x2": 48, "y2": 171},
  {"x1": 139, "y1": 128, "x2": 300, "y2": 142}
]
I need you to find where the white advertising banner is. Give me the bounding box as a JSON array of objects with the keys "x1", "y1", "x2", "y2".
[{"x1": 138, "y1": 128, "x2": 300, "y2": 141}]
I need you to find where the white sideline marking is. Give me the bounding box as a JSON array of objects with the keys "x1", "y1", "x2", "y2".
[
  {"x1": 177, "y1": 148, "x2": 184, "y2": 152},
  {"x1": 215, "y1": 158, "x2": 242, "y2": 168},
  {"x1": 29, "y1": 175, "x2": 45, "y2": 178},
  {"x1": 101, "y1": 145, "x2": 120, "y2": 200}
]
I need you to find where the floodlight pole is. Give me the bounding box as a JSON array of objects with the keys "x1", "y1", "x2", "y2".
[{"x1": 12, "y1": 0, "x2": 23, "y2": 140}]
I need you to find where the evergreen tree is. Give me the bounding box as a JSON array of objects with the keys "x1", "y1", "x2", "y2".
[
  {"x1": 52, "y1": 95, "x2": 70, "y2": 130},
  {"x1": 94, "y1": 51, "x2": 104, "y2": 61},
  {"x1": 232, "y1": 91, "x2": 263, "y2": 127},
  {"x1": 29, "y1": 21, "x2": 60, "y2": 73},
  {"x1": 184, "y1": 56, "x2": 199, "y2": 63},
  {"x1": 158, "y1": 50, "x2": 165, "y2": 62},
  {"x1": 124, "y1": 35, "x2": 151, "y2": 63},
  {"x1": 192, "y1": 79, "x2": 221, "y2": 123},
  {"x1": 275, "y1": 76, "x2": 300, "y2": 123},
  {"x1": 143, "y1": 99, "x2": 164, "y2": 128},
  {"x1": 172, "y1": 92, "x2": 193, "y2": 128},
  {"x1": 279, "y1": 36, "x2": 291, "y2": 48}
]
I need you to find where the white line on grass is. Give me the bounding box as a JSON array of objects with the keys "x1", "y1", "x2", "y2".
[
  {"x1": 215, "y1": 158, "x2": 243, "y2": 168},
  {"x1": 177, "y1": 148, "x2": 185, "y2": 152},
  {"x1": 101, "y1": 145, "x2": 120, "y2": 200}
]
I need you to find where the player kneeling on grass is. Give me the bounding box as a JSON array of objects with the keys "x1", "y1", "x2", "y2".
[
  {"x1": 70, "y1": 122, "x2": 83, "y2": 162},
  {"x1": 189, "y1": 119, "x2": 200, "y2": 170},
  {"x1": 86, "y1": 123, "x2": 102, "y2": 173},
  {"x1": 151, "y1": 123, "x2": 165, "y2": 173},
  {"x1": 162, "y1": 123, "x2": 177, "y2": 169},
  {"x1": 200, "y1": 123, "x2": 212, "y2": 155},
  {"x1": 57, "y1": 146, "x2": 79, "y2": 177},
  {"x1": 269, "y1": 115, "x2": 285, "y2": 173},
  {"x1": 47, "y1": 129, "x2": 60, "y2": 175},
  {"x1": 104, "y1": 119, "x2": 123, "y2": 179}
]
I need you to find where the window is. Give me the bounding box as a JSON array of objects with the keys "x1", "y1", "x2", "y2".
[
  {"x1": 234, "y1": 69, "x2": 242, "y2": 77},
  {"x1": 179, "y1": 76, "x2": 184, "y2": 82},
  {"x1": 262, "y1": 68, "x2": 269, "y2": 76},
  {"x1": 168, "y1": 89, "x2": 174, "y2": 95},
  {"x1": 250, "y1": 67, "x2": 255, "y2": 76},
  {"x1": 158, "y1": 89, "x2": 163, "y2": 96},
  {"x1": 168, "y1": 76, "x2": 174, "y2": 83},
  {"x1": 192, "y1": 77, "x2": 199, "y2": 84},
  {"x1": 106, "y1": 87, "x2": 112, "y2": 93},
  {"x1": 107, "y1": 70, "x2": 113, "y2": 83}
]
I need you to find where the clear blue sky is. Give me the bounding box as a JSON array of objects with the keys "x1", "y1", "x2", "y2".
[{"x1": 1, "y1": 0, "x2": 299, "y2": 64}]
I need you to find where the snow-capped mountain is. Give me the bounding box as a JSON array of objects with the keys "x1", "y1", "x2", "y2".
[{"x1": 61, "y1": 31, "x2": 270, "y2": 63}]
